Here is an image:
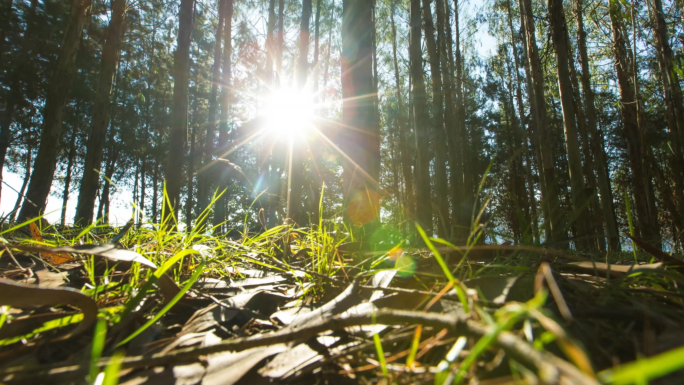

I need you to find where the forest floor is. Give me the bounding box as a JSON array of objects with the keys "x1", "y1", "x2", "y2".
[{"x1": 0, "y1": 216, "x2": 683, "y2": 385}]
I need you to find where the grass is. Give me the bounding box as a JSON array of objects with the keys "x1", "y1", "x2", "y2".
[{"x1": 1, "y1": 190, "x2": 684, "y2": 384}]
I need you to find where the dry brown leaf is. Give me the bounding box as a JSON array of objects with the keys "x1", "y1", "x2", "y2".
[{"x1": 0, "y1": 279, "x2": 97, "y2": 341}]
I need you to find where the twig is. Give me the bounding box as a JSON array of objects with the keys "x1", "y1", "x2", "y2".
[{"x1": 0, "y1": 309, "x2": 599, "y2": 385}]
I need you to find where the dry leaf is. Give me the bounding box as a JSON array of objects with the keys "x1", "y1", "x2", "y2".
[{"x1": 28, "y1": 223, "x2": 73, "y2": 265}]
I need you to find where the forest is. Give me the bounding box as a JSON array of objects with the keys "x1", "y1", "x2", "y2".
[
  {"x1": 1, "y1": 0, "x2": 682, "y2": 251},
  {"x1": 3, "y1": 0, "x2": 684, "y2": 383}
]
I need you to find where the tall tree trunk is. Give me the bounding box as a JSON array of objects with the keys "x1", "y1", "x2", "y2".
[
  {"x1": 10, "y1": 146, "x2": 32, "y2": 224},
  {"x1": 566, "y1": 47, "x2": 605, "y2": 251},
  {"x1": 340, "y1": 0, "x2": 380, "y2": 231},
  {"x1": 648, "y1": 0, "x2": 684, "y2": 234},
  {"x1": 186, "y1": 126, "x2": 196, "y2": 230},
  {"x1": 214, "y1": 0, "x2": 234, "y2": 231},
  {"x1": 61, "y1": 128, "x2": 78, "y2": 226},
  {"x1": 608, "y1": 0, "x2": 660, "y2": 246},
  {"x1": 409, "y1": 0, "x2": 433, "y2": 233},
  {"x1": 276, "y1": 0, "x2": 285, "y2": 84},
  {"x1": 573, "y1": 0, "x2": 620, "y2": 251},
  {"x1": 520, "y1": 0, "x2": 562, "y2": 244},
  {"x1": 74, "y1": 0, "x2": 127, "y2": 225},
  {"x1": 505, "y1": 0, "x2": 536, "y2": 242},
  {"x1": 453, "y1": 0, "x2": 471, "y2": 242},
  {"x1": 421, "y1": 0, "x2": 450, "y2": 238},
  {"x1": 139, "y1": 157, "x2": 146, "y2": 226},
  {"x1": 165, "y1": 0, "x2": 194, "y2": 222},
  {"x1": 390, "y1": 3, "x2": 415, "y2": 221},
  {"x1": 0, "y1": 0, "x2": 37, "y2": 205},
  {"x1": 18, "y1": 0, "x2": 93, "y2": 221},
  {"x1": 288, "y1": 0, "x2": 312, "y2": 224},
  {"x1": 97, "y1": 149, "x2": 118, "y2": 224},
  {"x1": 152, "y1": 160, "x2": 158, "y2": 223},
  {"x1": 198, "y1": 0, "x2": 225, "y2": 218}
]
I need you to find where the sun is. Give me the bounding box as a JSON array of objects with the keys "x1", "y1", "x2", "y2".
[{"x1": 263, "y1": 87, "x2": 315, "y2": 139}]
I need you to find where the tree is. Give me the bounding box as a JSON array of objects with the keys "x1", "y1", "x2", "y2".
[
  {"x1": 18, "y1": 0, "x2": 93, "y2": 221},
  {"x1": 340, "y1": 0, "x2": 380, "y2": 231},
  {"x1": 74, "y1": 0, "x2": 128, "y2": 225},
  {"x1": 164, "y1": 0, "x2": 194, "y2": 222}
]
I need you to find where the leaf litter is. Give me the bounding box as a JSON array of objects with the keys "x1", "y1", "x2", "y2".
[{"x1": 0, "y1": 220, "x2": 683, "y2": 384}]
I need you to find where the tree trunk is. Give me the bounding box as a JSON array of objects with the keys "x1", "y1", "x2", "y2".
[
  {"x1": 390, "y1": 3, "x2": 415, "y2": 221},
  {"x1": 519, "y1": 0, "x2": 562, "y2": 244},
  {"x1": 74, "y1": 0, "x2": 127, "y2": 225},
  {"x1": 139, "y1": 157, "x2": 146, "y2": 226},
  {"x1": 152, "y1": 160, "x2": 158, "y2": 223},
  {"x1": 0, "y1": 0, "x2": 37, "y2": 205},
  {"x1": 341, "y1": 0, "x2": 381, "y2": 231},
  {"x1": 165, "y1": 0, "x2": 194, "y2": 222},
  {"x1": 97, "y1": 149, "x2": 118, "y2": 224},
  {"x1": 61, "y1": 128, "x2": 78, "y2": 226},
  {"x1": 505, "y1": 0, "x2": 536, "y2": 242},
  {"x1": 198, "y1": 0, "x2": 225, "y2": 217},
  {"x1": 608, "y1": 0, "x2": 660, "y2": 246},
  {"x1": 565, "y1": 37, "x2": 605, "y2": 251},
  {"x1": 648, "y1": 0, "x2": 684, "y2": 236},
  {"x1": 453, "y1": 0, "x2": 471, "y2": 242},
  {"x1": 573, "y1": 0, "x2": 620, "y2": 251},
  {"x1": 288, "y1": 0, "x2": 312, "y2": 224},
  {"x1": 10, "y1": 146, "x2": 32, "y2": 224},
  {"x1": 186, "y1": 125, "x2": 196, "y2": 230},
  {"x1": 214, "y1": 0, "x2": 234, "y2": 231},
  {"x1": 409, "y1": 0, "x2": 433, "y2": 233},
  {"x1": 421, "y1": 0, "x2": 450, "y2": 238},
  {"x1": 18, "y1": 0, "x2": 93, "y2": 221}
]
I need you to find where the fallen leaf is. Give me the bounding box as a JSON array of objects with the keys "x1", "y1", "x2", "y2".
[
  {"x1": 566, "y1": 261, "x2": 663, "y2": 278},
  {"x1": 6, "y1": 243, "x2": 156, "y2": 268},
  {"x1": 28, "y1": 223, "x2": 73, "y2": 265},
  {"x1": 0, "y1": 279, "x2": 97, "y2": 342}
]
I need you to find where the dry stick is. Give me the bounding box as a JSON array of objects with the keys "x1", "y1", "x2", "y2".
[{"x1": 1, "y1": 309, "x2": 598, "y2": 385}]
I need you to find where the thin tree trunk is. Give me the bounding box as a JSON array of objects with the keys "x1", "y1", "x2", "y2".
[
  {"x1": 214, "y1": 0, "x2": 234, "y2": 231},
  {"x1": 97, "y1": 149, "x2": 118, "y2": 225},
  {"x1": 18, "y1": 0, "x2": 92, "y2": 221},
  {"x1": 421, "y1": 0, "x2": 450, "y2": 238},
  {"x1": 10, "y1": 146, "x2": 32, "y2": 224},
  {"x1": 61, "y1": 128, "x2": 78, "y2": 226},
  {"x1": 608, "y1": 0, "x2": 660, "y2": 246},
  {"x1": 520, "y1": 0, "x2": 562, "y2": 244},
  {"x1": 0, "y1": 0, "x2": 38, "y2": 205},
  {"x1": 565, "y1": 38, "x2": 606, "y2": 251},
  {"x1": 505, "y1": 0, "x2": 537, "y2": 242},
  {"x1": 390, "y1": 3, "x2": 415, "y2": 221},
  {"x1": 152, "y1": 160, "x2": 158, "y2": 223},
  {"x1": 288, "y1": 0, "x2": 312, "y2": 224},
  {"x1": 453, "y1": 0, "x2": 471, "y2": 242},
  {"x1": 74, "y1": 0, "x2": 127, "y2": 225},
  {"x1": 198, "y1": 0, "x2": 225, "y2": 217},
  {"x1": 409, "y1": 0, "x2": 433, "y2": 233},
  {"x1": 573, "y1": 0, "x2": 620, "y2": 251},
  {"x1": 186, "y1": 126, "x2": 196, "y2": 230},
  {"x1": 138, "y1": 158, "x2": 145, "y2": 225},
  {"x1": 165, "y1": 0, "x2": 194, "y2": 222}
]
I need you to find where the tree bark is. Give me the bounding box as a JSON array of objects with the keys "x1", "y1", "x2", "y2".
[
  {"x1": 409, "y1": 0, "x2": 433, "y2": 233},
  {"x1": 390, "y1": 3, "x2": 415, "y2": 221},
  {"x1": 0, "y1": 0, "x2": 37, "y2": 206},
  {"x1": 608, "y1": 0, "x2": 660, "y2": 246},
  {"x1": 573, "y1": 0, "x2": 620, "y2": 251},
  {"x1": 421, "y1": 0, "x2": 450, "y2": 238},
  {"x1": 18, "y1": 0, "x2": 93, "y2": 221},
  {"x1": 519, "y1": 0, "x2": 562, "y2": 244},
  {"x1": 74, "y1": 0, "x2": 127, "y2": 225},
  {"x1": 61, "y1": 128, "x2": 78, "y2": 226},
  {"x1": 197, "y1": 0, "x2": 225, "y2": 218},
  {"x1": 10, "y1": 146, "x2": 31, "y2": 224},
  {"x1": 340, "y1": 0, "x2": 381, "y2": 231},
  {"x1": 505, "y1": 0, "x2": 536, "y2": 242},
  {"x1": 165, "y1": 0, "x2": 194, "y2": 223}
]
